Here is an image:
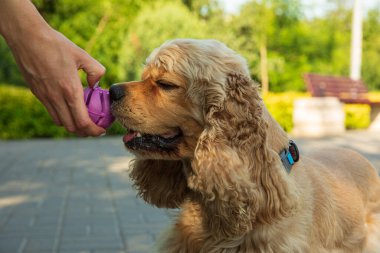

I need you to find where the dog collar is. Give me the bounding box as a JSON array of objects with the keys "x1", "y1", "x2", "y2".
[{"x1": 279, "y1": 140, "x2": 299, "y2": 173}]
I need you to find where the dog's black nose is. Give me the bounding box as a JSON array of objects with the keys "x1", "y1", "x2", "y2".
[{"x1": 109, "y1": 84, "x2": 125, "y2": 102}]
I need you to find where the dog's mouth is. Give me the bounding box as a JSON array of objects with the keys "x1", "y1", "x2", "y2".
[{"x1": 123, "y1": 128, "x2": 182, "y2": 152}]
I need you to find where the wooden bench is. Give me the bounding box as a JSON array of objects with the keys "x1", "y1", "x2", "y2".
[{"x1": 304, "y1": 73, "x2": 380, "y2": 130}]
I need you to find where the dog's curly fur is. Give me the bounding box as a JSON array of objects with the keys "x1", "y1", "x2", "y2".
[{"x1": 112, "y1": 39, "x2": 380, "y2": 252}]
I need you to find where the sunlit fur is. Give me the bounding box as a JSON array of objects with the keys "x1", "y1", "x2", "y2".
[{"x1": 112, "y1": 39, "x2": 380, "y2": 252}]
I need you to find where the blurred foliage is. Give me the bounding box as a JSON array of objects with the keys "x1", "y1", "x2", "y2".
[
  {"x1": 263, "y1": 92, "x2": 308, "y2": 132},
  {"x1": 1, "y1": 0, "x2": 380, "y2": 138},
  {"x1": 0, "y1": 37, "x2": 25, "y2": 85},
  {"x1": 0, "y1": 0, "x2": 379, "y2": 90},
  {"x1": 0, "y1": 85, "x2": 375, "y2": 139},
  {"x1": 0, "y1": 85, "x2": 70, "y2": 139},
  {"x1": 362, "y1": 9, "x2": 380, "y2": 91},
  {"x1": 344, "y1": 104, "x2": 370, "y2": 130},
  {"x1": 106, "y1": 121, "x2": 127, "y2": 135},
  {"x1": 121, "y1": 1, "x2": 208, "y2": 80},
  {"x1": 368, "y1": 92, "x2": 380, "y2": 102},
  {"x1": 264, "y1": 92, "x2": 372, "y2": 132}
]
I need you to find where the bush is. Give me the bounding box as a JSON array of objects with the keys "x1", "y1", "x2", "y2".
[
  {"x1": 0, "y1": 85, "x2": 377, "y2": 139},
  {"x1": 342, "y1": 93, "x2": 379, "y2": 130},
  {"x1": 106, "y1": 121, "x2": 126, "y2": 136},
  {"x1": 344, "y1": 104, "x2": 371, "y2": 130},
  {"x1": 368, "y1": 92, "x2": 380, "y2": 102},
  {"x1": 0, "y1": 85, "x2": 70, "y2": 139},
  {"x1": 264, "y1": 92, "x2": 374, "y2": 132},
  {"x1": 263, "y1": 92, "x2": 309, "y2": 132}
]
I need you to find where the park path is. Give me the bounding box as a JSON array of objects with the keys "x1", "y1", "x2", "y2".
[{"x1": 0, "y1": 131, "x2": 379, "y2": 253}]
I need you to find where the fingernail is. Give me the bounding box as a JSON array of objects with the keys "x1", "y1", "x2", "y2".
[{"x1": 99, "y1": 132, "x2": 106, "y2": 137}]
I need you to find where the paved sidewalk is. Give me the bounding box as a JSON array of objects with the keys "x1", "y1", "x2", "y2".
[{"x1": 0, "y1": 131, "x2": 379, "y2": 253}]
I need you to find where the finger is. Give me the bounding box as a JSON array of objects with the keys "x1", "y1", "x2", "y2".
[
  {"x1": 41, "y1": 99, "x2": 63, "y2": 126},
  {"x1": 49, "y1": 96, "x2": 77, "y2": 134},
  {"x1": 78, "y1": 51, "x2": 106, "y2": 87},
  {"x1": 29, "y1": 85, "x2": 62, "y2": 126},
  {"x1": 34, "y1": 94, "x2": 62, "y2": 126},
  {"x1": 65, "y1": 81, "x2": 106, "y2": 137}
]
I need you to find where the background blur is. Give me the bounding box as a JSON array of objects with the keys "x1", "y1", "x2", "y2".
[{"x1": 1, "y1": 0, "x2": 380, "y2": 138}]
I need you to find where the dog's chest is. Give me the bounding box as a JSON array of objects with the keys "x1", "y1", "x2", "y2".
[{"x1": 163, "y1": 203, "x2": 309, "y2": 253}]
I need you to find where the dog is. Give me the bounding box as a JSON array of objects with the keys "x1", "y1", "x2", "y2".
[{"x1": 110, "y1": 39, "x2": 380, "y2": 253}]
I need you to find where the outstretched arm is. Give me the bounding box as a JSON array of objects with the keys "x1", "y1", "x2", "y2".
[{"x1": 0, "y1": 0, "x2": 106, "y2": 137}]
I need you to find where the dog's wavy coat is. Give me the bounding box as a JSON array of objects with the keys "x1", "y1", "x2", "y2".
[{"x1": 111, "y1": 39, "x2": 380, "y2": 252}]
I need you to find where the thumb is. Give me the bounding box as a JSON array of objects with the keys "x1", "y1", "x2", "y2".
[{"x1": 78, "y1": 52, "x2": 106, "y2": 87}]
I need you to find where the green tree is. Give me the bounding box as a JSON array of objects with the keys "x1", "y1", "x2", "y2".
[
  {"x1": 121, "y1": 1, "x2": 207, "y2": 81},
  {"x1": 363, "y1": 9, "x2": 380, "y2": 90},
  {"x1": 182, "y1": 0, "x2": 221, "y2": 20},
  {"x1": 0, "y1": 39, "x2": 24, "y2": 85},
  {"x1": 228, "y1": 0, "x2": 303, "y2": 92}
]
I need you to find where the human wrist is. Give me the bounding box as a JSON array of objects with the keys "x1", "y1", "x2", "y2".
[{"x1": 0, "y1": 0, "x2": 51, "y2": 46}]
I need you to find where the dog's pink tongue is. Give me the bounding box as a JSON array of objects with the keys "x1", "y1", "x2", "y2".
[{"x1": 123, "y1": 131, "x2": 137, "y2": 143}]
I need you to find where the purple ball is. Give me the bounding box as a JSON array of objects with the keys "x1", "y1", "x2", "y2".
[{"x1": 84, "y1": 86, "x2": 115, "y2": 129}]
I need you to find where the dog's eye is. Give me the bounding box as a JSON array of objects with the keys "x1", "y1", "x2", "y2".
[{"x1": 156, "y1": 80, "x2": 178, "y2": 91}]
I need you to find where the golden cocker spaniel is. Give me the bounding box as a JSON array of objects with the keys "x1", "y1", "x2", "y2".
[{"x1": 110, "y1": 39, "x2": 380, "y2": 253}]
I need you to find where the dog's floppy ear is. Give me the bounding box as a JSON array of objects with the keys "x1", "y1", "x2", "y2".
[
  {"x1": 187, "y1": 73, "x2": 265, "y2": 237},
  {"x1": 188, "y1": 73, "x2": 298, "y2": 237},
  {"x1": 129, "y1": 159, "x2": 188, "y2": 208}
]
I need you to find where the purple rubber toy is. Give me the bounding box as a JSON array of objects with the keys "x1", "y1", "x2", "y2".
[{"x1": 84, "y1": 86, "x2": 115, "y2": 129}]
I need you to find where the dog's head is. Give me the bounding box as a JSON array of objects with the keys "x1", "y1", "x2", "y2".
[
  {"x1": 111, "y1": 39, "x2": 261, "y2": 211},
  {"x1": 111, "y1": 39, "x2": 251, "y2": 160}
]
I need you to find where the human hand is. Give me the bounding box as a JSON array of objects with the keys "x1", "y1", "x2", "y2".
[
  {"x1": 7, "y1": 28, "x2": 106, "y2": 137},
  {"x1": 0, "y1": 0, "x2": 106, "y2": 137}
]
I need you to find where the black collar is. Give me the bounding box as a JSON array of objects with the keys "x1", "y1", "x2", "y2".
[{"x1": 279, "y1": 140, "x2": 299, "y2": 173}]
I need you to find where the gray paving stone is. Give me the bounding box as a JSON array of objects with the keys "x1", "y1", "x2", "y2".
[
  {"x1": 0, "y1": 235, "x2": 25, "y2": 253},
  {"x1": 22, "y1": 238, "x2": 55, "y2": 252},
  {"x1": 59, "y1": 251, "x2": 126, "y2": 253},
  {"x1": 123, "y1": 224, "x2": 168, "y2": 240},
  {"x1": 93, "y1": 251, "x2": 126, "y2": 253},
  {"x1": 59, "y1": 238, "x2": 124, "y2": 251},
  {"x1": 59, "y1": 251, "x2": 91, "y2": 253},
  {"x1": 1, "y1": 225, "x2": 57, "y2": 236},
  {"x1": 0, "y1": 133, "x2": 378, "y2": 253},
  {"x1": 125, "y1": 233, "x2": 156, "y2": 252}
]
